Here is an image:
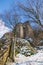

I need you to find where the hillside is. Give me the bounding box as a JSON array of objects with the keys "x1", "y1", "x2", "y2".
[{"x1": 0, "y1": 21, "x2": 43, "y2": 65}]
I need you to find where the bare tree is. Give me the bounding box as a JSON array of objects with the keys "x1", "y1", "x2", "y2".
[
  {"x1": 4, "y1": 11, "x2": 19, "y2": 29},
  {"x1": 19, "y1": 0, "x2": 43, "y2": 27}
]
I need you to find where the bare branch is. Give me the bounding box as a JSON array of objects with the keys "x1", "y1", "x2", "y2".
[{"x1": 19, "y1": 0, "x2": 43, "y2": 27}]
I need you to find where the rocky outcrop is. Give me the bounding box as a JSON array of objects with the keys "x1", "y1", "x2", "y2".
[
  {"x1": 0, "y1": 21, "x2": 43, "y2": 65},
  {"x1": 23, "y1": 21, "x2": 34, "y2": 39},
  {"x1": 13, "y1": 21, "x2": 34, "y2": 39},
  {"x1": 0, "y1": 32, "x2": 13, "y2": 65},
  {"x1": 0, "y1": 41, "x2": 11, "y2": 65},
  {"x1": 1, "y1": 32, "x2": 36, "y2": 63},
  {"x1": 37, "y1": 31, "x2": 43, "y2": 46},
  {"x1": 38, "y1": 31, "x2": 43, "y2": 39},
  {"x1": 10, "y1": 38, "x2": 37, "y2": 61},
  {"x1": 6, "y1": 50, "x2": 43, "y2": 65},
  {"x1": 33, "y1": 31, "x2": 43, "y2": 46},
  {"x1": 13, "y1": 21, "x2": 43, "y2": 46},
  {"x1": 14, "y1": 23, "x2": 24, "y2": 38},
  {"x1": 2, "y1": 32, "x2": 14, "y2": 40}
]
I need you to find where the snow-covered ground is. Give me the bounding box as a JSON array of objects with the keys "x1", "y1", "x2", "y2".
[
  {"x1": 6, "y1": 50, "x2": 43, "y2": 65},
  {"x1": 0, "y1": 19, "x2": 10, "y2": 38}
]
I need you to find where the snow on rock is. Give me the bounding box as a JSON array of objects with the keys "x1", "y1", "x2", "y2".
[
  {"x1": 15, "y1": 53, "x2": 26, "y2": 63},
  {"x1": 14, "y1": 50, "x2": 43, "y2": 65},
  {"x1": 6, "y1": 50, "x2": 43, "y2": 65},
  {"x1": 0, "y1": 19, "x2": 10, "y2": 38}
]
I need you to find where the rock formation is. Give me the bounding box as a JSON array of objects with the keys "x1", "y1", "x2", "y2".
[
  {"x1": 0, "y1": 32, "x2": 14, "y2": 65},
  {"x1": 37, "y1": 31, "x2": 43, "y2": 46},
  {"x1": 14, "y1": 23, "x2": 24, "y2": 38},
  {"x1": 0, "y1": 39, "x2": 11, "y2": 65},
  {"x1": 13, "y1": 21, "x2": 43, "y2": 46},
  {"x1": 14, "y1": 21, "x2": 34, "y2": 39},
  {"x1": 0, "y1": 21, "x2": 43, "y2": 65},
  {"x1": 23, "y1": 21, "x2": 34, "y2": 39}
]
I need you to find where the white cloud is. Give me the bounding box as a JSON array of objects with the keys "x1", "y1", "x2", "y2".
[{"x1": 0, "y1": 19, "x2": 10, "y2": 38}]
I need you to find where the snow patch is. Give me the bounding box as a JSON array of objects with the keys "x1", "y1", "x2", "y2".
[{"x1": 0, "y1": 19, "x2": 10, "y2": 38}]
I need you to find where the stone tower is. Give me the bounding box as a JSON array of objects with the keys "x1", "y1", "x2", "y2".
[{"x1": 15, "y1": 23, "x2": 24, "y2": 38}]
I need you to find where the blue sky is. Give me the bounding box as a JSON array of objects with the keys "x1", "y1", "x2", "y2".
[
  {"x1": 0, "y1": 0, "x2": 43, "y2": 29},
  {"x1": 0, "y1": 0, "x2": 14, "y2": 13},
  {"x1": 0, "y1": 0, "x2": 28, "y2": 23},
  {"x1": 0, "y1": 0, "x2": 28, "y2": 27},
  {"x1": 0, "y1": 0, "x2": 27, "y2": 14},
  {"x1": 0, "y1": 0, "x2": 43, "y2": 38}
]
